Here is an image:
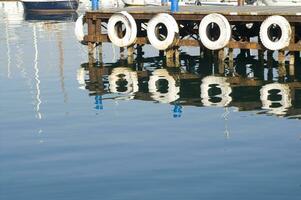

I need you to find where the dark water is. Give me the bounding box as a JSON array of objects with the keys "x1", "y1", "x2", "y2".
[{"x1": 1, "y1": 2, "x2": 301, "y2": 200}]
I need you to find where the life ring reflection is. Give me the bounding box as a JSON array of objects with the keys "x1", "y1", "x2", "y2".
[
  {"x1": 108, "y1": 67, "x2": 138, "y2": 97},
  {"x1": 260, "y1": 83, "x2": 292, "y2": 115},
  {"x1": 148, "y1": 69, "x2": 180, "y2": 103},
  {"x1": 201, "y1": 76, "x2": 232, "y2": 107},
  {"x1": 77, "y1": 67, "x2": 86, "y2": 90}
]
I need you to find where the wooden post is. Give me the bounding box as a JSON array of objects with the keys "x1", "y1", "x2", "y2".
[
  {"x1": 166, "y1": 48, "x2": 174, "y2": 67},
  {"x1": 88, "y1": 43, "x2": 95, "y2": 66},
  {"x1": 217, "y1": 49, "x2": 225, "y2": 75},
  {"x1": 289, "y1": 25, "x2": 296, "y2": 78},
  {"x1": 127, "y1": 45, "x2": 134, "y2": 64},
  {"x1": 228, "y1": 48, "x2": 234, "y2": 74},
  {"x1": 96, "y1": 18, "x2": 102, "y2": 65},
  {"x1": 88, "y1": 18, "x2": 96, "y2": 63},
  {"x1": 289, "y1": 52, "x2": 295, "y2": 77},
  {"x1": 267, "y1": 51, "x2": 273, "y2": 81},
  {"x1": 278, "y1": 50, "x2": 286, "y2": 79},
  {"x1": 175, "y1": 48, "x2": 180, "y2": 67},
  {"x1": 257, "y1": 50, "x2": 265, "y2": 79},
  {"x1": 136, "y1": 44, "x2": 143, "y2": 70}
]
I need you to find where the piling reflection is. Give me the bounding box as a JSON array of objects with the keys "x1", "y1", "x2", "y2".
[{"x1": 78, "y1": 50, "x2": 301, "y2": 119}]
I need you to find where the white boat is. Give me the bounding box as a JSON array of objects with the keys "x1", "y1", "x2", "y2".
[
  {"x1": 21, "y1": 0, "x2": 79, "y2": 12},
  {"x1": 260, "y1": 0, "x2": 301, "y2": 6}
]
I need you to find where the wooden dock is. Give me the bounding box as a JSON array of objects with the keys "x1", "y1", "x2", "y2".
[
  {"x1": 81, "y1": 5, "x2": 301, "y2": 69},
  {"x1": 86, "y1": 5, "x2": 301, "y2": 21}
]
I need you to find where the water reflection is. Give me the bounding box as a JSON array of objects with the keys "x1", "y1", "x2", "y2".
[
  {"x1": 0, "y1": 1, "x2": 79, "y2": 132},
  {"x1": 108, "y1": 67, "x2": 138, "y2": 99},
  {"x1": 78, "y1": 52, "x2": 301, "y2": 119},
  {"x1": 149, "y1": 69, "x2": 180, "y2": 103}
]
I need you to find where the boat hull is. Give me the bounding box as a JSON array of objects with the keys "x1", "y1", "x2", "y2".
[
  {"x1": 22, "y1": 1, "x2": 79, "y2": 12},
  {"x1": 24, "y1": 11, "x2": 78, "y2": 21}
]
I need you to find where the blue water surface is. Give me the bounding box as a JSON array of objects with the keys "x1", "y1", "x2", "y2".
[{"x1": 0, "y1": 2, "x2": 301, "y2": 200}]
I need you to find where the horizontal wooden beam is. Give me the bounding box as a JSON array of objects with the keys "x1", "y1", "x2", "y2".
[{"x1": 84, "y1": 35, "x2": 301, "y2": 51}]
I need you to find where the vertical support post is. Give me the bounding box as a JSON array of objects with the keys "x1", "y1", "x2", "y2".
[
  {"x1": 257, "y1": 50, "x2": 265, "y2": 79},
  {"x1": 175, "y1": 48, "x2": 180, "y2": 67},
  {"x1": 165, "y1": 48, "x2": 175, "y2": 67},
  {"x1": 88, "y1": 17, "x2": 96, "y2": 65},
  {"x1": 289, "y1": 52, "x2": 295, "y2": 77},
  {"x1": 218, "y1": 49, "x2": 225, "y2": 75},
  {"x1": 166, "y1": 48, "x2": 174, "y2": 67},
  {"x1": 127, "y1": 45, "x2": 134, "y2": 65},
  {"x1": 228, "y1": 48, "x2": 234, "y2": 74},
  {"x1": 88, "y1": 43, "x2": 95, "y2": 67},
  {"x1": 136, "y1": 44, "x2": 143, "y2": 70},
  {"x1": 278, "y1": 50, "x2": 286, "y2": 80},
  {"x1": 96, "y1": 18, "x2": 102, "y2": 65},
  {"x1": 289, "y1": 25, "x2": 296, "y2": 78},
  {"x1": 267, "y1": 51, "x2": 273, "y2": 81}
]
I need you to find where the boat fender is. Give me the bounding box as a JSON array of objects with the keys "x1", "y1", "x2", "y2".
[
  {"x1": 200, "y1": 76, "x2": 232, "y2": 107},
  {"x1": 108, "y1": 67, "x2": 139, "y2": 96},
  {"x1": 260, "y1": 83, "x2": 292, "y2": 115},
  {"x1": 107, "y1": 11, "x2": 137, "y2": 47},
  {"x1": 199, "y1": 13, "x2": 231, "y2": 50},
  {"x1": 74, "y1": 14, "x2": 87, "y2": 45},
  {"x1": 147, "y1": 13, "x2": 179, "y2": 50},
  {"x1": 148, "y1": 69, "x2": 180, "y2": 103},
  {"x1": 259, "y1": 15, "x2": 291, "y2": 50}
]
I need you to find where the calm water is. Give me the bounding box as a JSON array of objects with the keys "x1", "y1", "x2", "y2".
[{"x1": 1, "y1": 2, "x2": 301, "y2": 200}]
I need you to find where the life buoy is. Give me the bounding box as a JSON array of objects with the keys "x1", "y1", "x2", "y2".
[
  {"x1": 200, "y1": 76, "x2": 232, "y2": 107},
  {"x1": 260, "y1": 83, "x2": 291, "y2": 115},
  {"x1": 148, "y1": 69, "x2": 180, "y2": 103},
  {"x1": 199, "y1": 13, "x2": 231, "y2": 50},
  {"x1": 108, "y1": 67, "x2": 138, "y2": 98},
  {"x1": 74, "y1": 14, "x2": 86, "y2": 44},
  {"x1": 259, "y1": 15, "x2": 291, "y2": 51},
  {"x1": 147, "y1": 13, "x2": 179, "y2": 50},
  {"x1": 107, "y1": 11, "x2": 137, "y2": 47}
]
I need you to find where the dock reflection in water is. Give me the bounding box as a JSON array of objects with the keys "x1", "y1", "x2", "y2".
[{"x1": 79, "y1": 52, "x2": 301, "y2": 119}]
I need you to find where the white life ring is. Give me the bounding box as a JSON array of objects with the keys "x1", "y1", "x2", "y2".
[
  {"x1": 108, "y1": 67, "x2": 138, "y2": 97},
  {"x1": 260, "y1": 83, "x2": 291, "y2": 115},
  {"x1": 74, "y1": 14, "x2": 86, "y2": 44},
  {"x1": 259, "y1": 15, "x2": 291, "y2": 51},
  {"x1": 107, "y1": 11, "x2": 137, "y2": 47},
  {"x1": 199, "y1": 13, "x2": 231, "y2": 50},
  {"x1": 200, "y1": 76, "x2": 232, "y2": 107},
  {"x1": 148, "y1": 69, "x2": 180, "y2": 103},
  {"x1": 147, "y1": 13, "x2": 179, "y2": 50}
]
